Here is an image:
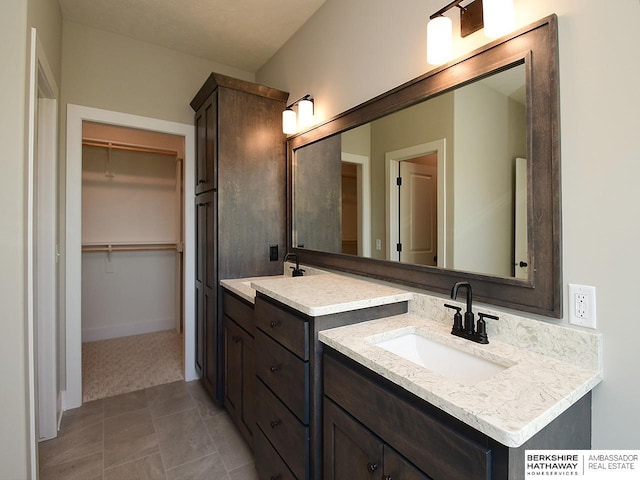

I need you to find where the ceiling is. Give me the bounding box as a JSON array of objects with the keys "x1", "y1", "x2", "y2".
[{"x1": 58, "y1": 0, "x2": 326, "y2": 73}]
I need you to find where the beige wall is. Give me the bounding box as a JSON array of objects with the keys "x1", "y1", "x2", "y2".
[
  {"x1": 258, "y1": 0, "x2": 640, "y2": 448},
  {"x1": 61, "y1": 21, "x2": 254, "y2": 126},
  {"x1": 453, "y1": 82, "x2": 525, "y2": 277},
  {"x1": 0, "y1": 1, "x2": 30, "y2": 476},
  {"x1": 1, "y1": 0, "x2": 62, "y2": 476}
]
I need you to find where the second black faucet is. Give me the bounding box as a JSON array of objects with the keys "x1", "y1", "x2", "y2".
[{"x1": 284, "y1": 253, "x2": 305, "y2": 277}]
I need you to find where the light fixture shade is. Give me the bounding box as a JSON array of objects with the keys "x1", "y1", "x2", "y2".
[
  {"x1": 282, "y1": 108, "x2": 297, "y2": 134},
  {"x1": 427, "y1": 16, "x2": 453, "y2": 66},
  {"x1": 297, "y1": 98, "x2": 314, "y2": 129},
  {"x1": 483, "y1": 0, "x2": 514, "y2": 38}
]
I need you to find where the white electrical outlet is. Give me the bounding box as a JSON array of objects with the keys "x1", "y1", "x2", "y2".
[
  {"x1": 568, "y1": 284, "x2": 596, "y2": 329},
  {"x1": 375, "y1": 239, "x2": 382, "y2": 251}
]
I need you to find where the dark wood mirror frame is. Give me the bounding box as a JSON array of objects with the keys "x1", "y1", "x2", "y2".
[{"x1": 286, "y1": 15, "x2": 561, "y2": 317}]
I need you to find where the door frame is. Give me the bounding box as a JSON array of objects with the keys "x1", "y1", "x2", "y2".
[
  {"x1": 27, "y1": 27, "x2": 60, "y2": 475},
  {"x1": 65, "y1": 105, "x2": 196, "y2": 409},
  {"x1": 385, "y1": 139, "x2": 446, "y2": 264}
]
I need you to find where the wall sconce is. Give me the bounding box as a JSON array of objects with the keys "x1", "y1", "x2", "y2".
[
  {"x1": 426, "y1": 0, "x2": 514, "y2": 65},
  {"x1": 282, "y1": 94, "x2": 314, "y2": 134}
]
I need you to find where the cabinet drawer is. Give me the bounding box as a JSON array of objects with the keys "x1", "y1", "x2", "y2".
[
  {"x1": 256, "y1": 379, "x2": 309, "y2": 480},
  {"x1": 223, "y1": 290, "x2": 254, "y2": 335},
  {"x1": 254, "y1": 426, "x2": 297, "y2": 480},
  {"x1": 324, "y1": 352, "x2": 491, "y2": 480},
  {"x1": 255, "y1": 297, "x2": 309, "y2": 360},
  {"x1": 255, "y1": 330, "x2": 309, "y2": 423}
]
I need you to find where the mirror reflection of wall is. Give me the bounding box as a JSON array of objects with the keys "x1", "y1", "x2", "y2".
[{"x1": 293, "y1": 63, "x2": 526, "y2": 279}]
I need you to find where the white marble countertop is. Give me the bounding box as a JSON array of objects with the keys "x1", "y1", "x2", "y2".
[
  {"x1": 220, "y1": 275, "x2": 285, "y2": 303},
  {"x1": 250, "y1": 273, "x2": 414, "y2": 316},
  {"x1": 319, "y1": 313, "x2": 603, "y2": 448}
]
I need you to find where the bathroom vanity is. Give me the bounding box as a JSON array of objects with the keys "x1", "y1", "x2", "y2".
[{"x1": 221, "y1": 272, "x2": 602, "y2": 480}]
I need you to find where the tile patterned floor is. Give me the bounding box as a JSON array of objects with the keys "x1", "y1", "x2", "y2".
[
  {"x1": 38, "y1": 380, "x2": 258, "y2": 480},
  {"x1": 82, "y1": 331, "x2": 184, "y2": 402}
]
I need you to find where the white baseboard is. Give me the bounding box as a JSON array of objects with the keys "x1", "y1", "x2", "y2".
[
  {"x1": 82, "y1": 318, "x2": 176, "y2": 342},
  {"x1": 57, "y1": 392, "x2": 63, "y2": 430}
]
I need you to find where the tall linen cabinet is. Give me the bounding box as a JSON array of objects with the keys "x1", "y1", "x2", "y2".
[{"x1": 191, "y1": 73, "x2": 288, "y2": 400}]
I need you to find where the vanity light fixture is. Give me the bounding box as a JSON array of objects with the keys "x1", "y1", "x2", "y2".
[
  {"x1": 426, "y1": 0, "x2": 514, "y2": 65},
  {"x1": 282, "y1": 94, "x2": 314, "y2": 134},
  {"x1": 482, "y1": 0, "x2": 514, "y2": 38}
]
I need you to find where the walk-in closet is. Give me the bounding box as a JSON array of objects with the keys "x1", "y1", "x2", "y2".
[{"x1": 80, "y1": 121, "x2": 185, "y2": 402}]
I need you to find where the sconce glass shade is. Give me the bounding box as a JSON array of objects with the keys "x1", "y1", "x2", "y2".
[
  {"x1": 427, "y1": 16, "x2": 453, "y2": 66},
  {"x1": 282, "y1": 108, "x2": 297, "y2": 134},
  {"x1": 297, "y1": 98, "x2": 314, "y2": 129},
  {"x1": 483, "y1": 0, "x2": 514, "y2": 38}
]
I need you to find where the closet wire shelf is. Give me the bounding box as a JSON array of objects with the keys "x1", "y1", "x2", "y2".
[{"x1": 81, "y1": 243, "x2": 183, "y2": 253}]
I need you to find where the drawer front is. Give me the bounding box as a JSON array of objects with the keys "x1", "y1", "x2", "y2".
[
  {"x1": 255, "y1": 330, "x2": 309, "y2": 423},
  {"x1": 256, "y1": 379, "x2": 309, "y2": 480},
  {"x1": 324, "y1": 352, "x2": 491, "y2": 480},
  {"x1": 222, "y1": 290, "x2": 254, "y2": 335},
  {"x1": 255, "y1": 297, "x2": 309, "y2": 360},
  {"x1": 254, "y1": 426, "x2": 298, "y2": 480}
]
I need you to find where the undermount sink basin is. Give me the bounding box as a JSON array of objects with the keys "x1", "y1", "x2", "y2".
[{"x1": 374, "y1": 332, "x2": 508, "y2": 386}]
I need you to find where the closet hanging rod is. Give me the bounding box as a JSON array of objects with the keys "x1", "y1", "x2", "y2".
[
  {"x1": 82, "y1": 138, "x2": 180, "y2": 158},
  {"x1": 81, "y1": 242, "x2": 181, "y2": 253}
]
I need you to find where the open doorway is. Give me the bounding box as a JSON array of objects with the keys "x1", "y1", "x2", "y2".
[
  {"x1": 80, "y1": 122, "x2": 185, "y2": 402},
  {"x1": 341, "y1": 152, "x2": 371, "y2": 257},
  {"x1": 65, "y1": 105, "x2": 196, "y2": 410}
]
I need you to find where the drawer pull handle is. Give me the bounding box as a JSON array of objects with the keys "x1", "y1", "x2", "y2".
[
  {"x1": 383, "y1": 476, "x2": 393, "y2": 480},
  {"x1": 367, "y1": 462, "x2": 378, "y2": 473},
  {"x1": 231, "y1": 335, "x2": 241, "y2": 343},
  {"x1": 270, "y1": 419, "x2": 281, "y2": 428},
  {"x1": 270, "y1": 320, "x2": 281, "y2": 328},
  {"x1": 270, "y1": 364, "x2": 280, "y2": 373}
]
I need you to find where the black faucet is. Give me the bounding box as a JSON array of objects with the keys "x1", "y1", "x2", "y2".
[
  {"x1": 284, "y1": 253, "x2": 305, "y2": 277},
  {"x1": 451, "y1": 281, "x2": 474, "y2": 334},
  {"x1": 445, "y1": 281, "x2": 498, "y2": 344}
]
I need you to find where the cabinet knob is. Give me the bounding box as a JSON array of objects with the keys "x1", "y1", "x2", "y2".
[
  {"x1": 198, "y1": 179, "x2": 206, "y2": 184},
  {"x1": 270, "y1": 320, "x2": 280, "y2": 328},
  {"x1": 367, "y1": 462, "x2": 378, "y2": 473},
  {"x1": 383, "y1": 476, "x2": 393, "y2": 480},
  {"x1": 270, "y1": 364, "x2": 280, "y2": 373},
  {"x1": 270, "y1": 419, "x2": 281, "y2": 429}
]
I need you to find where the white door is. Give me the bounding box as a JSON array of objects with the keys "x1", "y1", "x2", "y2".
[
  {"x1": 398, "y1": 159, "x2": 437, "y2": 266},
  {"x1": 514, "y1": 157, "x2": 529, "y2": 279}
]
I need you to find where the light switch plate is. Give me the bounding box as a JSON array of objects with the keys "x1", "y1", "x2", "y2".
[{"x1": 568, "y1": 284, "x2": 596, "y2": 329}]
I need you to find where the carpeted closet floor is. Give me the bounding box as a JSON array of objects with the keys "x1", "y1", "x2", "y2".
[{"x1": 82, "y1": 330, "x2": 184, "y2": 402}]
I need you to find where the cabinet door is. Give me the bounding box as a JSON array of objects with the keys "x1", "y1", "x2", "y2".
[
  {"x1": 223, "y1": 315, "x2": 255, "y2": 445},
  {"x1": 223, "y1": 315, "x2": 242, "y2": 419},
  {"x1": 324, "y1": 398, "x2": 384, "y2": 480},
  {"x1": 384, "y1": 447, "x2": 432, "y2": 480},
  {"x1": 195, "y1": 92, "x2": 216, "y2": 194},
  {"x1": 242, "y1": 331, "x2": 255, "y2": 440},
  {"x1": 194, "y1": 195, "x2": 207, "y2": 376},
  {"x1": 195, "y1": 191, "x2": 217, "y2": 396}
]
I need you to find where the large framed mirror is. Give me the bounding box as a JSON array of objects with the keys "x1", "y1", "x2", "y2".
[{"x1": 287, "y1": 15, "x2": 561, "y2": 317}]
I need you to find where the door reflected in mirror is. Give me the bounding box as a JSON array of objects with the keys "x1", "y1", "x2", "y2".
[{"x1": 293, "y1": 63, "x2": 527, "y2": 279}]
